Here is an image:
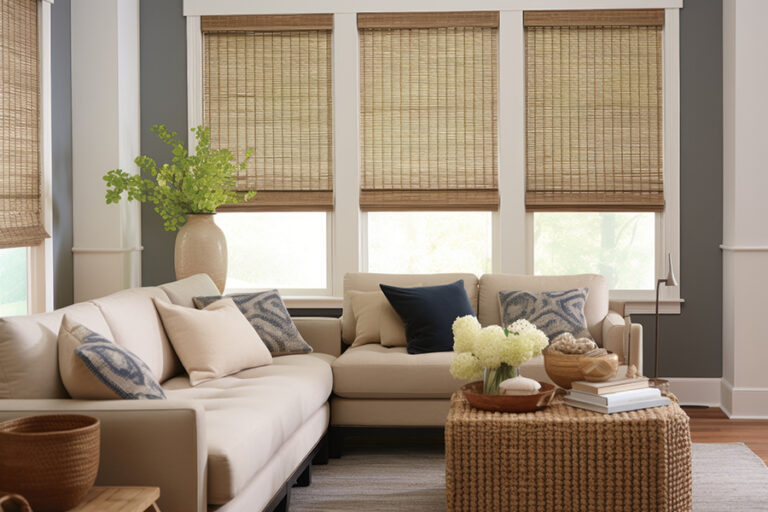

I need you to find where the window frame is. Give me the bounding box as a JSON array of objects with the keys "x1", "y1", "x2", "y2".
[{"x1": 185, "y1": 1, "x2": 682, "y2": 314}]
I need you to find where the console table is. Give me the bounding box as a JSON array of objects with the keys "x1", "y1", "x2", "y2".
[{"x1": 445, "y1": 391, "x2": 692, "y2": 512}]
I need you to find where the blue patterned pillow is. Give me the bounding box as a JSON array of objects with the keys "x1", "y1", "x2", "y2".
[
  {"x1": 65, "y1": 322, "x2": 166, "y2": 400},
  {"x1": 193, "y1": 290, "x2": 312, "y2": 356},
  {"x1": 499, "y1": 288, "x2": 592, "y2": 340}
]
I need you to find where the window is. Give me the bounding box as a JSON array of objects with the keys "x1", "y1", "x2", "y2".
[
  {"x1": 367, "y1": 212, "x2": 492, "y2": 276},
  {"x1": 534, "y1": 212, "x2": 655, "y2": 290},
  {"x1": 216, "y1": 212, "x2": 327, "y2": 291},
  {"x1": 0, "y1": 247, "x2": 27, "y2": 316}
]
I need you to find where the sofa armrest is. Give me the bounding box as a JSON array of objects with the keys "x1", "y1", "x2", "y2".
[
  {"x1": 0, "y1": 399, "x2": 206, "y2": 512},
  {"x1": 602, "y1": 311, "x2": 643, "y2": 375},
  {"x1": 293, "y1": 316, "x2": 342, "y2": 357}
]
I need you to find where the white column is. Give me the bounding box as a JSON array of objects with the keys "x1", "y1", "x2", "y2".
[
  {"x1": 331, "y1": 13, "x2": 361, "y2": 296},
  {"x1": 71, "y1": 0, "x2": 141, "y2": 301},
  {"x1": 721, "y1": 0, "x2": 768, "y2": 418}
]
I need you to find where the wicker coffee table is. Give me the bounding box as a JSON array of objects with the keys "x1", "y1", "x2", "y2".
[{"x1": 445, "y1": 390, "x2": 692, "y2": 512}]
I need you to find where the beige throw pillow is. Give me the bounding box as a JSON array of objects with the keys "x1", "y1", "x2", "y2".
[
  {"x1": 58, "y1": 316, "x2": 119, "y2": 399},
  {"x1": 153, "y1": 298, "x2": 272, "y2": 386},
  {"x1": 349, "y1": 291, "x2": 408, "y2": 348}
]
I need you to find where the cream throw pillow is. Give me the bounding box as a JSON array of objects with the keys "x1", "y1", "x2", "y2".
[
  {"x1": 153, "y1": 298, "x2": 272, "y2": 385},
  {"x1": 349, "y1": 291, "x2": 408, "y2": 348}
]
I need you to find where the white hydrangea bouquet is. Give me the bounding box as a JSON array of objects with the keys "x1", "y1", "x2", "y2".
[{"x1": 449, "y1": 316, "x2": 549, "y2": 395}]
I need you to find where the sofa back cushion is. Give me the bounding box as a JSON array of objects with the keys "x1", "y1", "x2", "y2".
[
  {"x1": 0, "y1": 302, "x2": 113, "y2": 398},
  {"x1": 342, "y1": 273, "x2": 479, "y2": 345},
  {"x1": 91, "y1": 287, "x2": 182, "y2": 383},
  {"x1": 159, "y1": 273, "x2": 220, "y2": 308},
  {"x1": 478, "y1": 274, "x2": 608, "y2": 344}
]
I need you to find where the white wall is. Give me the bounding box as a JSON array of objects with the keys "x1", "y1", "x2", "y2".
[{"x1": 721, "y1": 0, "x2": 768, "y2": 418}]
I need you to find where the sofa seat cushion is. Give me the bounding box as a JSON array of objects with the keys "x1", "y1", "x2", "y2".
[
  {"x1": 332, "y1": 345, "x2": 465, "y2": 399},
  {"x1": 162, "y1": 353, "x2": 333, "y2": 504}
]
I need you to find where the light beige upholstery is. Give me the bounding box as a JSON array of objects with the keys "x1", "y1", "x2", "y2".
[
  {"x1": 292, "y1": 316, "x2": 342, "y2": 357},
  {"x1": 92, "y1": 287, "x2": 182, "y2": 383},
  {"x1": 163, "y1": 353, "x2": 333, "y2": 504},
  {"x1": 342, "y1": 272, "x2": 479, "y2": 344},
  {"x1": 0, "y1": 302, "x2": 113, "y2": 399},
  {"x1": 159, "y1": 273, "x2": 220, "y2": 307},
  {"x1": 214, "y1": 404, "x2": 329, "y2": 512},
  {"x1": 478, "y1": 273, "x2": 609, "y2": 344},
  {"x1": 332, "y1": 344, "x2": 465, "y2": 399},
  {"x1": 331, "y1": 398, "x2": 452, "y2": 427},
  {"x1": 0, "y1": 399, "x2": 207, "y2": 512}
]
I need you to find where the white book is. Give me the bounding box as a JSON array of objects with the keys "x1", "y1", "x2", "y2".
[
  {"x1": 564, "y1": 396, "x2": 671, "y2": 414},
  {"x1": 566, "y1": 387, "x2": 662, "y2": 407}
]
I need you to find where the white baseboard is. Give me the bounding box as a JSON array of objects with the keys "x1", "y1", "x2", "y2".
[
  {"x1": 720, "y1": 379, "x2": 768, "y2": 419},
  {"x1": 666, "y1": 377, "x2": 722, "y2": 407}
]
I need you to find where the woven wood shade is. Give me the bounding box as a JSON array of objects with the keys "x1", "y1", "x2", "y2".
[
  {"x1": 0, "y1": 0, "x2": 48, "y2": 248},
  {"x1": 359, "y1": 14, "x2": 499, "y2": 211},
  {"x1": 525, "y1": 11, "x2": 664, "y2": 212},
  {"x1": 203, "y1": 17, "x2": 333, "y2": 211}
]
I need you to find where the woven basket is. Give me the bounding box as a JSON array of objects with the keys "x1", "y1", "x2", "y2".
[{"x1": 0, "y1": 415, "x2": 100, "y2": 512}]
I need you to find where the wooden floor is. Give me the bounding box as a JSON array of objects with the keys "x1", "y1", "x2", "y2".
[{"x1": 685, "y1": 407, "x2": 768, "y2": 464}]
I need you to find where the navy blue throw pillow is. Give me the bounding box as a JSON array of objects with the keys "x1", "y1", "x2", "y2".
[{"x1": 380, "y1": 280, "x2": 475, "y2": 354}]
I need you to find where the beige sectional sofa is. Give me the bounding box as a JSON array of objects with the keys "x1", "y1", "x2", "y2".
[
  {"x1": 0, "y1": 271, "x2": 641, "y2": 511},
  {"x1": 330, "y1": 272, "x2": 643, "y2": 431},
  {"x1": 0, "y1": 274, "x2": 341, "y2": 512}
]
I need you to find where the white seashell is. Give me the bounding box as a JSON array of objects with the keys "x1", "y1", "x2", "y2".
[{"x1": 499, "y1": 376, "x2": 541, "y2": 396}]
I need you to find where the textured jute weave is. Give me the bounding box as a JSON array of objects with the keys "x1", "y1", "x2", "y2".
[{"x1": 445, "y1": 391, "x2": 692, "y2": 512}]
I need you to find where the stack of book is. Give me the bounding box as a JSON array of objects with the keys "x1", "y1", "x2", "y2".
[{"x1": 564, "y1": 377, "x2": 670, "y2": 414}]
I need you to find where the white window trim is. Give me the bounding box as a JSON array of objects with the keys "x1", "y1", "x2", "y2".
[
  {"x1": 185, "y1": 1, "x2": 683, "y2": 314},
  {"x1": 28, "y1": 0, "x2": 54, "y2": 314}
]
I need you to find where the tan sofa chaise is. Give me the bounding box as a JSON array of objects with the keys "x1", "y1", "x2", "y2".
[
  {"x1": 0, "y1": 274, "x2": 342, "y2": 512},
  {"x1": 330, "y1": 272, "x2": 643, "y2": 439}
]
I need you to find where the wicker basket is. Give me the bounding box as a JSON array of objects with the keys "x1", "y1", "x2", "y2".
[{"x1": 0, "y1": 415, "x2": 100, "y2": 512}]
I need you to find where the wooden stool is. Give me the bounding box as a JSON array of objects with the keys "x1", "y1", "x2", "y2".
[{"x1": 67, "y1": 487, "x2": 160, "y2": 512}]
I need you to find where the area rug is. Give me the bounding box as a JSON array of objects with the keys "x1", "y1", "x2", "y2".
[{"x1": 291, "y1": 442, "x2": 768, "y2": 512}]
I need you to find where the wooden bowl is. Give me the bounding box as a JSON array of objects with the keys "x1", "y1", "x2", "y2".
[
  {"x1": 579, "y1": 352, "x2": 619, "y2": 382},
  {"x1": 543, "y1": 352, "x2": 584, "y2": 388},
  {"x1": 461, "y1": 381, "x2": 555, "y2": 413},
  {"x1": 0, "y1": 415, "x2": 100, "y2": 512}
]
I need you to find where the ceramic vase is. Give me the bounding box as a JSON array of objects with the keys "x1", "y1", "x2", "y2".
[{"x1": 174, "y1": 214, "x2": 227, "y2": 293}]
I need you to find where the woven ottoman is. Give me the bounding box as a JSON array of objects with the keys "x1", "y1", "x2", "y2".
[{"x1": 445, "y1": 391, "x2": 692, "y2": 512}]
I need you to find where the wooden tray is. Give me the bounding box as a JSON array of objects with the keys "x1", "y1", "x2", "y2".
[{"x1": 461, "y1": 381, "x2": 556, "y2": 413}]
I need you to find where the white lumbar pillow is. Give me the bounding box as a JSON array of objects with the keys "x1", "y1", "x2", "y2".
[
  {"x1": 153, "y1": 297, "x2": 272, "y2": 386},
  {"x1": 499, "y1": 376, "x2": 541, "y2": 396}
]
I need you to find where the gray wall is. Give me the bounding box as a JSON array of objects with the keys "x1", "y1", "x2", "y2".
[
  {"x1": 51, "y1": 0, "x2": 73, "y2": 309},
  {"x1": 139, "y1": 0, "x2": 187, "y2": 286},
  {"x1": 136, "y1": 1, "x2": 724, "y2": 377},
  {"x1": 634, "y1": 0, "x2": 723, "y2": 378}
]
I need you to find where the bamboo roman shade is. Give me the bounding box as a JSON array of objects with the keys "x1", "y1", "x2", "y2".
[
  {"x1": 0, "y1": 0, "x2": 47, "y2": 248},
  {"x1": 525, "y1": 10, "x2": 664, "y2": 212},
  {"x1": 202, "y1": 14, "x2": 334, "y2": 211},
  {"x1": 359, "y1": 12, "x2": 499, "y2": 211}
]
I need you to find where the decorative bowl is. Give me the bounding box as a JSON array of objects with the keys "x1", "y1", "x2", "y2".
[
  {"x1": 461, "y1": 381, "x2": 556, "y2": 413},
  {"x1": 543, "y1": 352, "x2": 584, "y2": 388},
  {"x1": 579, "y1": 352, "x2": 619, "y2": 382},
  {"x1": 0, "y1": 415, "x2": 100, "y2": 512}
]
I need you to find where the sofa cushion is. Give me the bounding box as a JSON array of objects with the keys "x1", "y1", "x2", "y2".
[
  {"x1": 162, "y1": 353, "x2": 333, "y2": 504},
  {"x1": 478, "y1": 274, "x2": 608, "y2": 344},
  {"x1": 332, "y1": 344, "x2": 465, "y2": 399},
  {"x1": 58, "y1": 316, "x2": 167, "y2": 400},
  {"x1": 499, "y1": 288, "x2": 592, "y2": 340},
  {"x1": 159, "y1": 273, "x2": 220, "y2": 308},
  {"x1": 0, "y1": 302, "x2": 113, "y2": 399},
  {"x1": 342, "y1": 273, "x2": 479, "y2": 345},
  {"x1": 91, "y1": 287, "x2": 182, "y2": 383},
  {"x1": 349, "y1": 290, "x2": 408, "y2": 348},
  {"x1": 154, "y1": 298, "x2": 273, "y2": 386},
  {"x1": 381, "y1": 281, "x2": 475, "y2": 354}
]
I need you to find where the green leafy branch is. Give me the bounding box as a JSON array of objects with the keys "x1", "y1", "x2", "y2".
[{"x1": 104, "y1": 125, "x2": 255, "y2": 231}]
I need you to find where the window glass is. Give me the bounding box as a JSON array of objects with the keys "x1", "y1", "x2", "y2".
[
  {"x1": 367, "y1": 212, "x2": 492, "y2": 276},
  {"x1": 215, "y1": 212, "x2": 327, "y2": 291},
  {"x1": 534, "y1": 212, "x2": 655, "y2": 290},
  {"x1": 0, "y1": 247, "x2": 27, "y2": 316}
]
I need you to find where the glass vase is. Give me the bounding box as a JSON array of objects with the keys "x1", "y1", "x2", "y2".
[{"x1": 483, "y1": 363, "x2": 519, "y2": 395}]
